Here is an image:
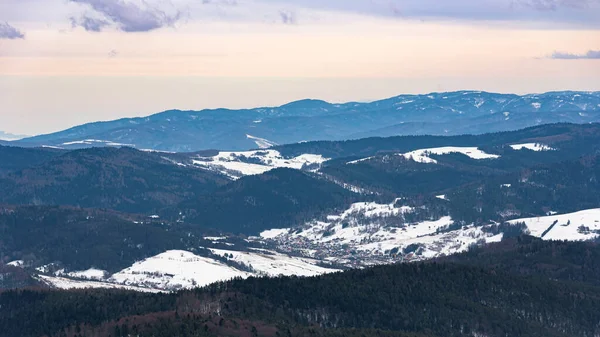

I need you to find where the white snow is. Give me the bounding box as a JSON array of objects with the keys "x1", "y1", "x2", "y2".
[
  {"x1": 400, "y1": 147, "x2": 500, "y2": 164},
  {"x1": 509, "y1": 143, "x2": 555, "y2": 151},
  {"x1": 38, "y1": 275, "x2": 163, "y2": 293},
  {"x1": 36, "y1": 248, "x2": 339, "y2": 292},
  {"x1": 7, "y1": 260, "x2": 24, "y2": 267},
  {"x1": 61, "y1": 139, "x2": 134, "y2": 147},
  {"x1": 108, "y1": 249, "x2": 338, "y2": 291},
  {"x1": 346, "y1": 156, "x2": 375, "y2": 165},
  {"x1": 508, "y1": 209, "x2": 600, "y2": 241},
  {"x1": 474, "y1": 98, "x2": 485, "y2": 108},
  {"x1": 64, "y1": 268, "x2": 107, "y2": 280},
  {"x1": 192, "y1": 149, "x2": 329, "y2": 179},
  {"x1": 246, "y1": 134, "x2": 277, "y2": 149},
  {"x1": 203, "y1": 236, "x2": 227, "y2": 241},
  {"x1": 110, "y1": 250, "x2": 249, "y2": 290},
  {"x1": 260, "y1": 228, "x2": 290, "y2": 239},
  {"x1": 209, "y1": 248, "x2": 339, "y2": 277}
]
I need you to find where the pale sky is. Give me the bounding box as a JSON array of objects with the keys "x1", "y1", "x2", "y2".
[{"x1": 1, "y1": 0, "x2": 599, "y2": 135}]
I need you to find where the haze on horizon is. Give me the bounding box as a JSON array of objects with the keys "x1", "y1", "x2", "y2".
[{"x1": 1, "y1": 0, "x2": 599, "y2": 135}]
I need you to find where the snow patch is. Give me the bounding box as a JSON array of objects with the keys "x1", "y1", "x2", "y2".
[
  {"x1": 63, "y1": 268, "x2": 107, "y2": 280},
  {"x1": 401, "y1": 147, "x2": 500, "y2": 164},
  {"x1": 246, "y1": 134, "x2": 277, "y2": 149},
  {"x1": 38, "y1": 275, "x2": 163, "y2": 293},
  {"x1": 192, "y1": 149, "x2": 329, "y2": 179},
  {"x1": 260, "y1": 228, "x2": 290, "y2": 239},
  {"x1": 209, "y1": 248, "x2": 338, "y2": 277},
  {"x1": 509, "y1": 143, "x2": 554, "y2": 151},
  {"x1": 61, "y1": 139, "x2": 134, "y2": 147},
  {"x1": 7, "y1": 260, "x2": 24, "y2": 267},
  {"x1": 508, "y1": 209, "x2": 600, "y2": 241}
]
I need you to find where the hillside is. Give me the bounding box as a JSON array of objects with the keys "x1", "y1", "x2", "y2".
[
  {"x1": 179, "y1": 168, "x2": 359, "y2": 234},
  {"x1": 0, "y1": 147, "x2": 229, "y2": 214},
  {"x1": 0, "y1": 145, "x2": 63, "y2": 174},
  {"x1": 441, "y1": 236, "x2": 600, "y2": 284},
  {"x1": 0, "y1": 205, "x2": 219, "y2": 272},
  {"x1": 4, "y1": 123, "x2": 600, "y2": 294},
  {"x1": 3, "y1": 240, "x2": 600, "y2": 337},
  {"x1": 10, "y1": 91, "x2": 600, "y2": 152}
]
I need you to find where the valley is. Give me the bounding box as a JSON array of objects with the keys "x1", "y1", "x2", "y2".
[{"x1": 3, "y1": 122, "x2": 600, "y2": 294}]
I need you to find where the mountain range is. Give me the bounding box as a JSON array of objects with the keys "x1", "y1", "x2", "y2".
[
  {"x1": 7, "y1": 90, "x2": 600, "y2": 151},
  {"x1": 4, "y1": 98, "x2": 600, "y2": 336}
]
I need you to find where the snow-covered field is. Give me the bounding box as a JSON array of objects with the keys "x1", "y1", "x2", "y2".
[
  {"x1": 32, "y1": 248, "x2": 339, "y2": 292},
  {"x1": 509, "y1": 143, "x2": 554, "y2": 151},
  {"x1": 400, "y1": 146, "x2": 500, "y2": 164},
  {"x1": 62, "y1": 268, "x2": 107, "y2": 280},
  {"x1": 209, "y1": 248, "x2": 339, "y2": 277},
  {"x1": 110, "y1": 250, "x2": 250, "y2": 290},
  {"x1": 38, "y1": 275, "x2": 164, "y2": 293},
  {"x1": 348, "y1": 147, "x2": 500, "y2": 165},
  {"x1": 509, "y1": 208, "x2": 600, "y2": 241},
  {"x1": 192, "y1": 149, "x2": 329, "y2": 179}
]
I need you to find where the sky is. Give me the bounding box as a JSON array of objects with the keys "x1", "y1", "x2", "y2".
[{"x1": 1, "y1": 0, "x2": 599, "y2": 136}]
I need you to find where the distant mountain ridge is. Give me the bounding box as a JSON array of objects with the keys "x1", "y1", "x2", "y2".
[
  {"x1": 0, "y1": 131, "x2": 28, "y2": 141},
  {"x1": 10, "y1": 90, "x2": 600, "y2": 152}
]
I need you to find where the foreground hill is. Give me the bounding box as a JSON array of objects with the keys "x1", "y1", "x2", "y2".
[
  {"x1": 2, "y1": 237, "x2": 600, "y2": 337},
  {"x1": 10, "y1": 91, "x2": 600, "y2": 151}
]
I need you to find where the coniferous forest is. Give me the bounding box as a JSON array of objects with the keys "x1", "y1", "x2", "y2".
[{"x1": 2, "y1": 237, "x2": 600, "y2": 337}]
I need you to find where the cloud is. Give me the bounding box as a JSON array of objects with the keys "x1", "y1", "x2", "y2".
[
  {"x1": 70, "y1": 0, "x2": 182, "y2": 32},
  {"x1": 513, "y1": 0, "x2": 596, "y2": 10},
  {"x1": 550, "y1": 50, "x2": 600, "y2": 59},
  {"x1": 279, "y1": 10, "x2": 297, "y2": 24},
  {"x1": 70, "y1": 15, "x2": 110, "y2": 32},
  {"x1": 0, "y1": 22, "x2": 25, "y2": 39},
  {"x1": 246, "y1": 0, "x2": 600, "y2": 27}
]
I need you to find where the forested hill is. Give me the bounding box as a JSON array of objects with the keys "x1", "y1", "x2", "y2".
[
  {"x1": 276, "y1": 122, "x2": 600, "y2": 158},
  {"x1": 2, "y1": 237, "x2": 600, "y2": 337}
]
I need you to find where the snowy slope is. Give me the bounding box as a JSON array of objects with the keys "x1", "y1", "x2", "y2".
[
  {"x1": 509, "y1": 209, "x2": 600, "y2": 241},
  {"x1": 400, "y1": 146, "x2": 500, "y2": 164},
  {"x1": 38, "y1": 275, "x2": 164, "y2": 293},
  {"x1": 509, "y1": 143, "x2": 555, "y2": 151},
  {"x1": 37, "y1": 248, "x2": 339, "y2": 292},
  {"x1": 110, "y1": 250, "x2": 250, "y2": 290},
  {"x1": 209, "y1": 248, "x2": 339, "y2": 277},
  {"x1": 62, "y1": 268, "x2": 107, "y2": 280},
  {"x1": 192, "y1": 149, "x2": 329, "y2": 179},
  {"x1": 348, "y1": 147, "x2": 500, "y2": 165}
]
